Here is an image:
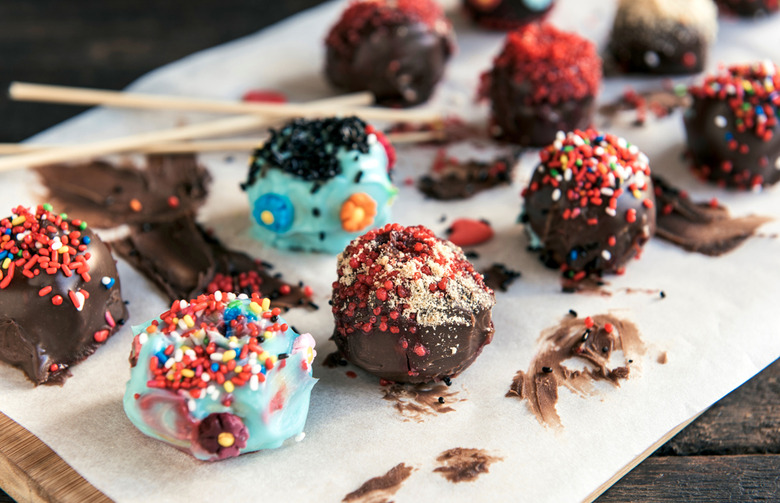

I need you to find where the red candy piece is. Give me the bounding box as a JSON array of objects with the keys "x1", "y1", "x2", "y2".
[
  {"x1": 241, "y1": 89, "x2": 287, "y2": 104},
  {"x1": 447, "y1": 218, "x2": 494, "y2": 247}
]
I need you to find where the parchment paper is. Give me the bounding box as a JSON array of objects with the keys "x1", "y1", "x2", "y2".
[{"x1": 2, "y1": 1, "x2": 780, "y2": 501}]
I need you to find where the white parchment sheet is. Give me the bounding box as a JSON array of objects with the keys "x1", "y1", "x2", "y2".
[{"x1": 2, "y1": 1, "x2": 780, "y2": 501}]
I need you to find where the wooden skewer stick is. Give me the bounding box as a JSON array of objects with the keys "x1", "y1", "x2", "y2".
[
  {"x1": 0, "y1": 93, "x2": 389, "y2": 172},
  {"x1": 0, "y1": 130, "x2": 444, "y2": 156},
  {"x1": 8, "y1": 82, "x2": 442, "y2": 123}
]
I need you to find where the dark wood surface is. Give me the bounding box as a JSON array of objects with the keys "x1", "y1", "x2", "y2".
[{"x1": 1, "y1": 1, "x2": 779, "y2": 501}]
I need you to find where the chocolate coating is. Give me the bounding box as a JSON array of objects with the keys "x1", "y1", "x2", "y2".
[
  {"x1": 481, "y1": 23, "x2": 601, "y2": 147},
  {"x1": 522, "y1": 130, "x2": 656, "y2": 282},
  {"x1": 463, "y1": 0, "x2": 554, "y2": 30},
  {"x1": 324, "y1": 0, "x2": 454, "y2": 107},
  {"x1": 716, "y1": 0, "x2": 779, "y2": 17},
  {"x1": 331, "y1": 224, "x2": 495, "y2": 383},
  {"x1": 683, "y1": 62, "x2": 780, "y2": 190},
  {"x1": 0, "y1": 205, "x2": 127, "y2": 384},
  {"x1": 608, "y1": 0, "x2": 717, "y2": 75}
]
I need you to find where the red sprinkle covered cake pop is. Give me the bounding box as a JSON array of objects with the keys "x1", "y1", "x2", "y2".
[
  {"x1": 521, "y1": 130, "x2": 656, "y2": 284},
  {"x1": 462, "y1": 0, "x2": 555, "y2": 30},
  {"x1": 684, "y1": 61, "x2": 780, "y2": 190},
  {"x1": 324, "y1": 0, "x2": 455, "y2": 107},
  {"x1": 331, "y1": 224, "x2": 495, "y2": 383},
  {"x1": 480, "y1": 23, "x2": 601, "y2": 147},
  {"x1": 0, "y1": 204, "x2": 127, "y2": 384}
]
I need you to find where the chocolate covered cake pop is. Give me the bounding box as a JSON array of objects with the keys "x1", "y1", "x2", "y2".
[
  {"x1": 609, "y1": 0, "x2": 717, "y2": 75},
  {"x1": 462, "y1": 0, "x2": 555, "y2": 30},
  {"x1": 331, "y1": 224, "x2": 495, "y2": 383},
  {"x1": 479, "y1": 23, "x2": 601, "y2": 147},
  {"x1": 241, "y1": 116, "x2": 397, "y2": 254},
  {"x1": 684, "y1": 61, "x2": 780, "y2": 190},
  {"x1": 521, "y1": 130, "x2": 656, "y2": 283},
  {"x1": 124, "y1": 292, "x2": 317, "y2": 461},
  {"x1": 324, "y1": 0, "x2": 455, "y2": 107},
  {"x1": 0, "y1": 204, "x2": 127, "y2": 384},
  {"x1": 716, "y1": 0, "x2": 778, "y2": 17}
]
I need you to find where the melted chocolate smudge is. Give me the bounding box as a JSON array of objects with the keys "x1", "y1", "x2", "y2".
[
  {"x1": 507, "y1": 314, "x2": 645, "y2": 428},
  {"x1": 343, "y1": 463, "x2": 415, "y2": 503},
  {"x1": 652, "y1": 175, "x2": 771, "y2": 255},
  {"x1": 323, "y1": 351, "x2": 349, "y2": 368},
  {"x1": 417, "y1": 150, "x2": 517, "y2": 200},
  {"x1": 657, "y1": 352, "x2": 668, "y2": 365},
  {"x1": 599, "y1": 88, "x2": 691, "y2": 127},
  {"x1": 481, "y1": 263, "x2": 521, "y2": 292},
  {"x1": 433, "y1": 448, "x2": 502, "y2": 483},
  {"x1": 381, "y1": 382, "x2": 463, "y2": 422}
]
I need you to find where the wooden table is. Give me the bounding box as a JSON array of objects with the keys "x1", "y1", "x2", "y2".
[{"x1": 1, "y1": 1, "x2": 778, "y2": 501}]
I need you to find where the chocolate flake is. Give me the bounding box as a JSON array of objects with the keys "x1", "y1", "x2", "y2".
[
  {"x1": 433, "y1": 448, "x2": 503, "y2": 483},
  {"x1": 381, "y1": 382, "x2": 464, "y2": 422},
  {"x1": 343, "y1": 463, "x2": 415, "y2": 503},
  {"x1": 481, "y1": 263, "x2": 521, "y2": 292},
  {"x1": 417, "y1": 150, "x2": 517, "y2": 200}
]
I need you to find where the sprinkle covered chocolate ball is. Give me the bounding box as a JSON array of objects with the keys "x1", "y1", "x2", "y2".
[
  {"x1": 241, "y1": 116, "x2": 397, "y2": 254},
  {"x1": 479, "y1": 23, "x2": 601, "y2": 147},
  {"x1": 324, "y1": 0, "x2": 455, "y2": 107},
  {"x1": 331, "y1": 224, "x2": 496, "y2": 383},
  {"x1": 0, "y1": 204, "x2": 127, "y2": 384},
  {"x1": 462, "y1": 0, "x2": 555, "y2": 30},
  {"x1": 716, "y1": 0, "x2": 779, "y2": 17},
  {"x1": 521, "y1": 130, "x2": 656, "y2": 282},
  {"x1": 684, "y1": 61, "x2": 780, "y2": 190},
  {"x1": 608, "y1": 0, "x2": 717, "y2": 75},
  {"x1": 124, "y1": 292, "x2": 317, "y2": 461},
  {"x1": 333, "y1": 224, "x2": 495, "y2": 383}
]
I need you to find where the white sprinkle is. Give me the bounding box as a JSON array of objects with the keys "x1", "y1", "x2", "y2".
[
  {"x1": 552, "y1": 189, "x2": 561, "y2": 201},
  {"x1": 237, "y1": 293, "x2": 249, "y2": 300},
  {"x1": 628, "y1": 145, "x2": 639, "y2": 155},
  {"x1": 201, "y1": 373, "x2": 211, "y2": 382},
  {"x1": 602, "y1": 250, "x2": 612, "y2": 261},
  {"x1": 164, "y1": 358, "x2": 175, "y2": 369},
  {"x1": 295, "y1": 432, "x2": 306, "y2": 442},
  {"x1": 367, "y1": 133, "x2": 377, "y2": 144},
  {"x1": 714, "y1": 115, "x2": 727, "y2": 128},
  {"x1": 556, "y1": 131, "x2": 566, "y2": 141},
  {"x1": 210, "y1": 353, "x2": 223, "y2": 362},
  {"x1": 177, "y1": 319, "x2": 188, "y2": 331},
  {"x1": 138, "y1": 333, "x2": 148, "y2": 345},
  {"x1": 450, "y1": 347, "x2": 458, "y2": 355},
  {"x1": 73, "y1": 291, "x2": 85, "y2": 312},
  {"x1": 186, "y1": 349, "x2": 197, "y2": 359},
  {"x1": 174, "y1": 349, "x2": 183, "y2": 362},
  {"x1": 594, "y1": 147, "x2": 605, "y2": 156},
  {"x1": 50, "y1": 241, "x2": 62, "y2": 251},
  {"x1": 601, "y1": 187, "x2": 614, "y2": 196},
  {"x1": 187, "y1": 400, "x2": 196, "y2": 412},
  {"x1": 644, "y1": 51, "x2": 660, "y2": 68},
  {"x1": 775, "y1": 156, "x2": 780, "y2": 170},
  {"x1": 101, "y1": 276, "x2": 111, "y2": 286},
  {"x1": 605, "y1": 207, "x2": 617, "y2": 217},
  {"x1": 564, "y1": 169, "x2": 573, "y2": 181},
  {"x1": 250, "y1": 375, "x2": 259, "y2": 391},
  {"x1": 178, "y1": 300, "x2": 188, "y2": 309},
  {"x1": 214, "y1": 291, "x2": 222, "y2": 302}
]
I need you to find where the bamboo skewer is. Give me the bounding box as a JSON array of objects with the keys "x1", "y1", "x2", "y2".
[
  {"x1": 8, "y1": 82, "x2": 442, "y2": 123},
  {"x1": 0, "y1": 130, "x2": 444, "y2": 156}
]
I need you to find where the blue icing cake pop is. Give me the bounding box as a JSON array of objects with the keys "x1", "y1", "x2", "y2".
[
  {"x1": 124, "y1": 292, "x2": 317, "y2": 461},
  {"x1": 241, "y1": 116, "x2": 397, "y2": 254}
]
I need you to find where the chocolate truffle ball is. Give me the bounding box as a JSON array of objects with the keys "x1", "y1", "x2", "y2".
[
  {"x1": 608, "y1": 0, "x2": 717, "y2": 75},
  {"x1": 331, "y1": 224, "x2": 495, "y2": 383},
  {"x1": 479, "y1": 23, "x2": 601, "y2": 147},
  {"x1": 324, "y1": 0, "x2": 455, "y2": 107},
  {"x1": 0, "y1": 204, "x2": 127, "y2": 384},
  {"x1": 716, "y1": 0, "x2": 778, "y2": 17},
  {"x1": 462, "y1": 0, "x2": 555, "y2": 30},
  {"x1": 521, "y1": 130, "x2": 656, "y2": 282},
  {"x1": 684, "y1": 61, "x2": 780, "y2": 190}
]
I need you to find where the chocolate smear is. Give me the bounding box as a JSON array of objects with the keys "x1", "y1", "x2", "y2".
[
  {"x1": 382, "y1": 382, "x2": 464, "y2": 422},
  {"x1": 37, "y1": 155, "x2": 313, "y2": 309},
  {"x1": 343, "y1": 463, "x2": 414, "y2": 503},
  {"x1": 322, "y1": 351, "x2": 349, "y2": 368},
  {"x1": 418, "y1": 149, "x2": 517, "y2": 200},
  {"x1": 433, "y1": 448, "x2": 502, "y2": 483},
  {"x1": 599, "y1": 86, "x2": 691, "y2": 127},
  {"x1": 653, "y1": 175, "x2": 771, "y2": 255},
  {"x1": 657, "y1": 352, "x2": 668, "y2": 364},
  {"x1": 481, "y1": 263, "x2": 521, "y2": 292},
  {"x1": 387, "y1": 116, "x2": 484, "y2": 145},
  {"x1": 507, "y1": 314, "x2": 645, "y2": 428}
]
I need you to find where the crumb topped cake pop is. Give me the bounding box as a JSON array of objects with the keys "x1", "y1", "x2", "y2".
[
  {"x1": 0, "y1": 204, "x2": 127, "y2": 384},
  {"x1": 521, "y1": 130, "x2": 656, "y2": 283},
  {"x1": 331, "y1": 224, "x2": 495, "y2": 383},
  {"x1": 609, "y1": 0, "x2": 717, "y2": 75},
  {"x1": 124, "y1": 292, "x2": 317, "y2": 461},
  {"x1": 241, "y1": 116, "x2": 397, "y2": 254},
  {"x1": 684, "y1": 61, "x2": 780, "y2": 190},
  {"x1": 463, "y1": 0, "x2": 555, "y2": 30},
  {"x1": 480, "y1": 23, "x2": 601, "y2": 147},
  {"x1": 324, "y1": 0, "x2": 455, "y2": 107}
]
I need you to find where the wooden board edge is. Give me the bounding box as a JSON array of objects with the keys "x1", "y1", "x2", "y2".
[
  {"x1": 582, "y1": 410, "x2": 706, "y2": 503},
  {"x1": 0, "y1": 412, "x2": 112, "y2": 503}
]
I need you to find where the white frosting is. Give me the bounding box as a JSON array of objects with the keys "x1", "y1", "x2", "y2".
[{"x1": 616, "y1": 0, "x2": 718, "y2": 43}]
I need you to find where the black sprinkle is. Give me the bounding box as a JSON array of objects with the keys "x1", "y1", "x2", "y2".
[
  {"x1": 312, "y1": 208, "x2": 321, "y2": 217},
  {"x1": 569, "y1": 309, "x2": 578, "y2": 317},
  {"x1": 224, "y1": 155, "x2": 234, "y2": 163},
  {"x1": 628, "y1": 359, "x2": 634, "y2": 363},
  {"x1": 278, "y1": 353, "x2": 290, "y2": 360},
  {"x1": 437, "y1": 397, "x2": 445, "y2": 404},
  {"x1": 581, "y1": 329, "x2": 590, "y2": 341},
  {"x1": 319, "y1": 232, "x2": 326, "y2": 241},
  {"x1": 464, "y1": 251, "x2": 480, "y2": 259},
  {"x1": 439, "y1": 214, "x2": 447, "y2": 223},
  {"x1": 443, "y1": 376, "x2": 452, "y2": 386},
  {"x1": 298, "y1": 281, "x2": 304, "y2": 287},
  {"x1": 117, "y1": 318, "x2": 126, "y2": 325},
  {"x1": 328, "y1": 299, "x2": 333, "y2": 306},
  {"x1": 542, "y1": 366, "x2": 553, "y2": 373},
  {"x1": 244, "y1": 117, "x2": 370, "y2": 187},
  {"x1": 602, "y1": 346, "x2": 609, "y2": 353},
  {"x1": 273, "y1": 272, "x2": 283, "y2": 279},
  {"x1": 258, "y1": 336, "x2": 266, "y2": 343},
  {"x1": 290, "y1": 326, "x2": 299, "y2": 334},
  {"x1": 354, "y1": 170, "x2": 363, "y2": 183},
  {"x1": 261, "y1": 260, "x2": 274, "y2": 269},
  {"x1": 309, "y1": 302, "x2": 320, "y2": 310},
  {"x1": 297, "y1": 298, "x2": 305, "y2": 305},
  {"x1": 270, "y1": 292, "x2": 280, "y2": 300},
  {"x1": 124, "y1": 300, "x2": 130, "y2": 305},
  {"x1": 270, "y1": 315, "x2": 279, "y2": 322},
  {"x1": 660, "y1": 291, "x2": 666, "y2": 299},
  {"x1": 479, "y1": 218, "x2": 491, "y2": 226},
  {"x1": 311, "y1": 183, "x2": 322, "y2": 194}
]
